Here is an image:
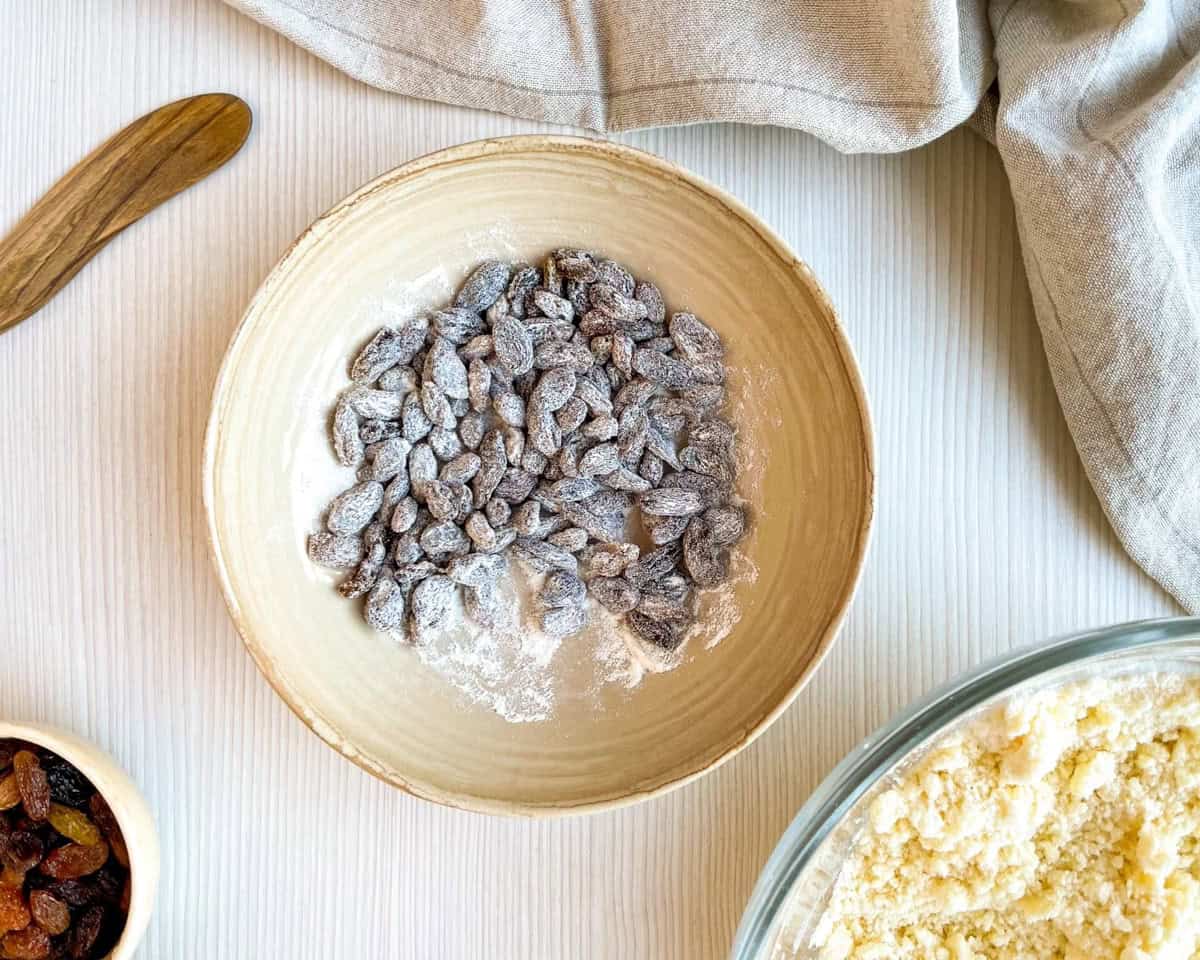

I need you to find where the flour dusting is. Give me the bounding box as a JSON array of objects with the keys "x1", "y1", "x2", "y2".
[
  {"x1": 413, "y1": 565, "x2": 561, "y2": 724},
  {"x1": 692, "y1": 550, "x2": 759, "y2": 650},
  {"x1": 591, "y1": 609, "x2": 647, "y2": 690}
]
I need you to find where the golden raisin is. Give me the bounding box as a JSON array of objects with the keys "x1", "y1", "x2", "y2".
[
  {"x1": 0, "y1": 925, "x2": 49, "y2": 959},
  {"x1": 45, "y1": 806, "x2": 100, "y2": 847},
  {"x1": 0, "y1": 888, "x2": 28, "y2": 936},
  {"x1": 26, "y1": 892, "x2": 67, "y2": 937},
  {"x1": 0, "y1": 872, "x2": 22, "y2": 892},
  {"x1": 0, "y1": 778, "x2": 18, "y2": 813},
  {"x1": 38, "y1": 842, "x2": 107, "y2": 881},
  {"x1": 9, "y1": 756, "x2": 47, "y2": 823}
]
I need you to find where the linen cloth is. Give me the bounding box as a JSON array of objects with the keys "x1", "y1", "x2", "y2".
[{"x1": 228, "y1": 0, "x2": 1200, "y2": 613}]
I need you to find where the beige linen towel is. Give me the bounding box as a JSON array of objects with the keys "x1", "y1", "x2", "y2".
[{"x1": 228, "y1": 0, "x2": 1200, "y2": 613}]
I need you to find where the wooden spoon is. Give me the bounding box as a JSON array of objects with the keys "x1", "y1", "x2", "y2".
[{"x1": 0, "y1": 93, "x2": 252, "y2": 334}]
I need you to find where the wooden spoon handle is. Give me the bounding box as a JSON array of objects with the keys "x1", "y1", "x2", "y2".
[{"x1": 0, "y1": 93, "x2": 252, "y2": 334}]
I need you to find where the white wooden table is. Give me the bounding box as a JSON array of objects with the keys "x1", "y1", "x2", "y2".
[{"x1": 0, "y1": 2, "x2": 1179, "y2": 957}]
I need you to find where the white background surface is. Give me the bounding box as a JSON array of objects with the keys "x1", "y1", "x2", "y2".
[{"x1": 0, "y1": 2, "x2": 1181, "y2": 957}]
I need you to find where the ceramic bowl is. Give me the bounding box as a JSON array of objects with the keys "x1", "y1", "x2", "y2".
[
  {"x1": 204, "y1": 135, "x2": 874, "y2": 815},
  {"x1": 0, "y1": 722, "x2": 159, "y2": 958}
]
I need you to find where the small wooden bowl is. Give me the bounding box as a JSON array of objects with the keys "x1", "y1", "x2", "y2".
[
  {"x1": 0, "y1": 722, "x2": 159, "y2": 958},
  {"x1": 204, "y1": 136, "x2": 874, "y2": 815}
]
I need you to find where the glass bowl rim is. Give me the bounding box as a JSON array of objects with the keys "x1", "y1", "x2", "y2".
[{"x1": 730, "y1": 614, "x2": 1200, "y2": 960}]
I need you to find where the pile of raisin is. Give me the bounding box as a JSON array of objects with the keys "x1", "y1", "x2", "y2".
[{"x1": 0, "y1": 740, "x2": 129, "y2": 959}]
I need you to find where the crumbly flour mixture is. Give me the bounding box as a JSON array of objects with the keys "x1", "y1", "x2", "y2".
[{"x1": 806, "y1": 672, "x2": 1200, "y2": 960}]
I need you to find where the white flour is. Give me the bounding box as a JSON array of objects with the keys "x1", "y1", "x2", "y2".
[
  {"x1": 413, "y1": 567, "x2": 562, "y2": 723},
  {"x1": 592, "y1": 613, "x2": 647, "y2": 689},
  {"x1": 691, "y1": 550, "x2": 758, "y2": 650},
  {"x1": 412, "y1": 559, "x2": 647, "y2": 723}
]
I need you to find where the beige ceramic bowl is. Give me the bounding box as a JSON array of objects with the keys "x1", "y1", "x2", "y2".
[
  {"x1": 204, "y1": 136, "x2": 874, "y2": 815},
  {"x1": 0, "y1": 722, "x2": 159, "y2": 957}
]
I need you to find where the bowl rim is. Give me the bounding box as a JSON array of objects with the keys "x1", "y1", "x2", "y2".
[
  {"x1": 729, "y1": 614, "x2": 1200, "y2": 959},
  {"x1": 0, "y1": 721, "x2": 158, "y2": 960},
  {"x1": 202, "y1": 133, "x2": 876, "y2": 817}
]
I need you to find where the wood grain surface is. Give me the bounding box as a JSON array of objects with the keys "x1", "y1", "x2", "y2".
[
  {"x1": 0, "y1": 2, "x2": 1179, "y2": 958},
  {"x1": 0, "y1": 93, "x2": 250, "y2": 333}
]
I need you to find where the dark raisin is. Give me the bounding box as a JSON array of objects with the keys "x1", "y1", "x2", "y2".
[
  {"x1": 2, "y1": 833, "x2": 42, "y2": 875},
  {"x1": 93, "y1": 909, "x2": 124, "y2": 959},
  {"x1": 66, "y1": 907, "x2": 102, "y2": 960},
  {"x1": 89, "y1": 870, "x2": 120, "y2": 907},
  {"x1": 45, "y1": 883, "x2": 89, "y2": 910},
  {"x1": 40, "y1": 766, "x2": 90, "y2": 810}
]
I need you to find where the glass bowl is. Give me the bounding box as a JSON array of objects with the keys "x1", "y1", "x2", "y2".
[{"x1": 730, "y1": 616, "x2": 1200, "y2": 960}]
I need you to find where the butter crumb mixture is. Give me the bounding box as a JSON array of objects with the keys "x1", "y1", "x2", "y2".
[{"x1": 811, "y1": 673, "x2": 1200, "y2": 960}]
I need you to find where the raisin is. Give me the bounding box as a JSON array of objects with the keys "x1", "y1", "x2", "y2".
[
  {"x1": 26, "y1": 894, "x2": 66, "y2": 937},
  {"x1": 89, "y1": 870, "x2": 120, "y2": 907},
  {"x1": 10, "y1": 757, "x2": 48, "y2": 823},
  {"x1": 84, "y1": 799, "x2": 126, "y2": 870},
  {"x1": 0, "y1": 750, "x2": 128, "y2": 955},
  {"x1": 94, "y1": 912, "x2": 124, "y2": 960},
  {"x1": 0, "y1": 926, "x2": 48, "y2": 959},
  {"x1": 0, "y1": 779, "x2": 19, "y2": 813},
  {"x1": 1, "y1": 834, "x2": 42, "y2": 875},
  {"x1": 39, "y1": 843, "x2": 107, "y2": 881},
  {"x1": 66, "y1": 907, "x2": 102, "y2": 960},
  {"x1": 0, "y1": 887, "x2": 29, "y2": 936},
  {"x1": 0, "y1": 746, "x2": 13, "y2": 776},
  {"x1": 41, "y1": 763, "x2": 90, "y2": 811},
  {"x1": 44, "y1": 809, "x2": 98, "y2": 849},
  {"x1": 44, "y1": 884, "x2": 89, "y2": 910}
]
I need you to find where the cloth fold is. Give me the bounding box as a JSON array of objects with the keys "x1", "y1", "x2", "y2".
[{"x1": 228, "y1": 0, "x2": 1200, "y2": 612}]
